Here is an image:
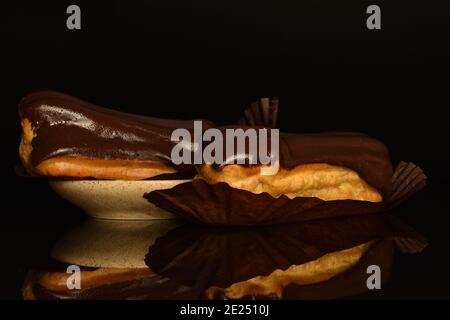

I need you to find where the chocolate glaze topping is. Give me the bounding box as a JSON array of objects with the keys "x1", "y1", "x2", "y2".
[{"x1": 19, "y1": 90, "x2": 214, "y2": 168}]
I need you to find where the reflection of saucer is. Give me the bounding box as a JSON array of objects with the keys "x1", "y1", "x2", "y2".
[
  {"x1": 50, "y1": 180, "x2": 189, "y2": 220},
  {"x1": 24, "y1": 219, "x2": 189, "y2": 300},
  {"x1": 51, "y1": 218, "x2": 179, "y2": 268}
]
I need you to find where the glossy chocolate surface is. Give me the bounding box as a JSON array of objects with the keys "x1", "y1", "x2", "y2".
[{"x1": 19, "y1": 90, "x2": 214, "y2": 167}]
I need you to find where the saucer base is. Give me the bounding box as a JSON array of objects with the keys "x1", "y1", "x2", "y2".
[{"x1": 49, "y1": 179, "x2": 189, "y2": 220}]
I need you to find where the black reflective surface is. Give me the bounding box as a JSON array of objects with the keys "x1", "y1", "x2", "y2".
[{"x1": 7, "y1": 195, "x2": 435, "y2": 300}]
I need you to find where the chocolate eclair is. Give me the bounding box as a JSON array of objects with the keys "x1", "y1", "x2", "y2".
[
  {"x1": 198, "y1": 132, "x2": 393, "y2": 202},
  {"x1": 197, "y1": 131, "x2": 393, "y2": 203},
  {"x1": 19, "y1": 90, "x2": 214, "y2": 180},
  {"x1": 146, "y1": 128, "x2": 426, "y2": 225}
]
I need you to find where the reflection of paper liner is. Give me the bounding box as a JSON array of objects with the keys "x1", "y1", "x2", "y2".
[
  {"x1": 144, "y1": 215, "x2": 412, "y2": 300},
  {"x1": 144, "y1": 215, "x2": 399, "y2": 299},
  {"x1": 145, "y1": 218, "x2": 389, "y2": 290},
  {"x1": 388, "y1": 215, "x2": 428, "y2": 254},
  {"x1": 238, "y1": 97, "x2": 279, "y2": 128},
  {"x1": 388, "y1": 161, "x2": 427, "y2": 209},
  {"x1": 145, "y1": 161, "x2": 426, "y2": 226},
  {"x1": 386, "y1": 161, "x2": 428, "y2": 254}
]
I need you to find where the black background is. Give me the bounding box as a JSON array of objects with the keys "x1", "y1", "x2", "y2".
[{"x1": 1, "y1": 0, "x2": 450, "y2": 299}]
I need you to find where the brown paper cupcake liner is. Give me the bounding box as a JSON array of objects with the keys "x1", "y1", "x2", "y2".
[
  {"x1": 237, "y1": 97, "x2": 279, "y2": 128},
  {"x1": 145, "y1": 161, "x2": 426, "y2": 226},
  {"x1": 387, "y1": 161, "x2": 427, "y2": 209},
  {"x1": 145, "y1": 179, "x2": 384, "y2": 225}
]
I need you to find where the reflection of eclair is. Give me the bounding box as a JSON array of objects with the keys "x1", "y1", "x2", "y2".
[
  {"x1": 23, "y1": 267, "x2": 191, "y2": 300},
  {"x1": 197, "y1": 131, "x2": 393, "y2": 202},
  {"x1": 23, "y1": 240, "x2": 392, "y2": 300},
  {"x1": 145, "y1": 214, "x2": 400, "y2": 299},
  {"x1": 19, "y1": 90, "x2": 214, "y2": 180},
  {"x1": 206, "y1": 238, "x2": 394, "y2": 300}
]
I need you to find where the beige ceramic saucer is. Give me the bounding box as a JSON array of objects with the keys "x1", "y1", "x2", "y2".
[
  {"x1": 51, "y1": 218, "x2": 180, "y2": 268},
  {"x1": 49, "y1": 180, "x2": 190, "y2": 220}
]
